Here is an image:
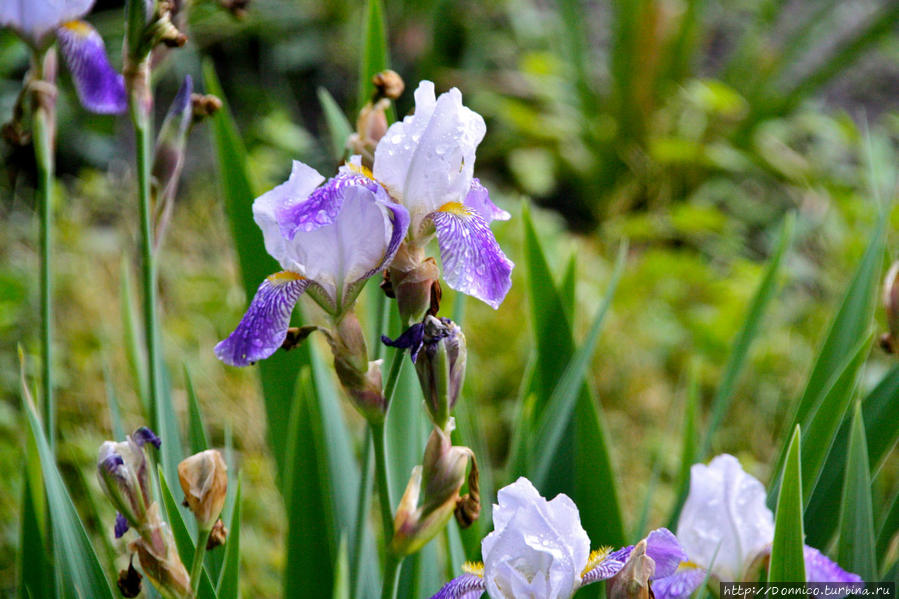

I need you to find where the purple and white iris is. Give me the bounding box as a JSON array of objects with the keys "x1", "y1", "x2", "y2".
[
  {"x1": 430, "y1": 477, "x2": 689, "y2": 599},
  {"x1": 215, "y1": 159, "x2": 409, "y2": 367},
  {"x1": 654, "y1": 454, "x2": 862, "y2": 599},
  {"x1": 0, "y1": 0, "x2": 126, "y2": 113},
  {"x1": 373, "y1": 81, "x2": 513, "y2": 309}
]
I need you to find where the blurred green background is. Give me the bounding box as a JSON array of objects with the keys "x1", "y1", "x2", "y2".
[{"x1": 1, "y1": 0, "x2": 898, "y2": 595}]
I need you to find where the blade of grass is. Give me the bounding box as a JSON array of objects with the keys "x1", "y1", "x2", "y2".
[
  {"x1": 359, "y1": 0, "x2": 390, "y2": 108},
  {"x1": 667, "y1": 362, "x2": 700, "y2": 528},
  {"x1": 318, "y1": 87, "x2": 353, "y2": 162},
  {"x1": 698, "y1": 213, "x2": 793, "y2": 459},
  {"x1": 768, "y1": 426, "x2": 806, "y2": 582},
  {"x1": 876, "y1": 487, "x2": 899, "y2": 573},
  {"x1": 18, "y1": 462, "x2": 53, "y2": 599},
  {"x1": 216, "y1": 479, "x2": 240, "y2": 599},
  {"x1": 183, "y1": 366, "x2": 210, "y2": 454},
  {"x1": 203, "y1": 60, "x2": 304, "y2": 482},
  {"x1": 560, "y1": 252, "x2": 577, "y2": 322},
  {"x1": 103, "y1": 358, "x2": 125, "y2": 440},
  {"x1": 837, "y1": 402, "x2": 877, "y2": 581},
  {"x1": 334, "y1": 535, "x2": 350, "y2": 599},
  {"x1": 806, "y1": 364, "x2": 899, "y2": 548},
  {"x1": 20, "y1": 349, "x2": 115, "y2": 599},
  {"x1": 156, "y1": 364, "x2": 185, "y2": 513}
]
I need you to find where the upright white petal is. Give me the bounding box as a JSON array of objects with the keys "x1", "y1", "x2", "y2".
[
  {"x1": 0, "y1": 0, "x2": 95, "y2": 45},
  {"x1": 676, "y1": 454, "x2": 774, "y2": 581},
  {"x1": 373, "y1": 80, "x2": 486, "y2": 236}
]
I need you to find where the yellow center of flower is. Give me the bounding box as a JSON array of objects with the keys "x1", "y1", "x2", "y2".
[
  {"x1": 267, "y1": 271, "x2": 305, "y2": 283},
  {"x1": 436, "y1": 201, "x2": 473, "y2": 216},
  {"x1": 462, "y1": 561, "x2": 485, "y2": 578},
  {"x1": 346, "y1": 161, "x2": 375, "y2": 180},
  {"x1": 581, "y1": 547, "x2": 613, "y2": 578},
  {"x1": 61, "y1": 20, "x2": 92, "y2": 36}
]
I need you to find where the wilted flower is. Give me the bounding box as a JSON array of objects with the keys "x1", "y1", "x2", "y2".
[
  {"x1": 178, "y1": 449, "x2": 228, "y2": 531},
  {"x1": 96, "y1": 426, "x2": 160, "y2": 538},
  {"x1": 129, "y1": 505, "x2": 192, "y2": 599},
  {"x1": 215, "y1": 158, "x2": 409, "y2": 367},
  {"x1": 382, "y1": 315, "x2": 467, "y2": 428},
  {"x1": 431, "y1": 477, "x2": 687, "y2": 599},
  {"x1": 373, "y1": 81, "x2": 513, "y2": 313},
  {"x1": 668, "y1": 454, "x2": 861, "y2": 596}
]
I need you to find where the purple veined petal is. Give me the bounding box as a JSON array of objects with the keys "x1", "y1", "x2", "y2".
[
  {"x1": 0, "y1": 0, "x2": 95, "y2": 46},
  {"x1": 652, "y1": 565, "x2": 706, "y2": 599},
  {"x1": 581, "y1": 546, "x2": 633, "y2": 586},
  {"x1": 114, "y1": 512, "x2": 129, "y2": 539},
  {"x1": 55, "y1": 21, "x2": 126, "y2": 114},
  {"x1": 646, "y1": 528, "x2": 689, "y2": 580},
  {"x1": 382, "y1": 322, "x2": 426, "y2": 363},
  {"x1": 464, "y1": 179, "x2": 510, "y2": 224},
  {"x1": 276, "y1": 170, "x2": 379, "y2": 241},
  {"x1": 803, "y1": 546, "x2": 862, "y2": 583},
  {"x1": 214, "y1": 272, "x2": 308, "y2": 367},
  {"x1": 429, "y1": 203, "x2": 514, "y2": 309},
  {"x1": 429, "y1": 573, "x2": 485, "y2": 599},
  {"x1": 132, "y1": 426, "x2": 161, "y2": 449}
]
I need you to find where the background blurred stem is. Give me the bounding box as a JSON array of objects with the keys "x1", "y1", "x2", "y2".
[
  {"x1": 189, "y1": 527, "x2": 211, "y2": 594},
  {"x1": 128, "y1": 68, "x2": 160, "y2": 422},
  {"x1": 349, "y1": 429, "x2": 372, "y2": 599},
  {"x1": 32, "y1": 53, "x2": 55, "y2": 453},
  {"x1": 379, "y1": 553, "x2": 401, "y2": 599}
]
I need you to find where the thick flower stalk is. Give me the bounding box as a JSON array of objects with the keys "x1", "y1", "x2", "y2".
[
  {"x1": 656, "y1": 454, "x2": 861, "y2": 599},
  {"x1": 373, "y1": 81, "x2": 513, "y2": 322},
  {"x1": 431, "y1": 477, "x2": 688, "y2": 599}
]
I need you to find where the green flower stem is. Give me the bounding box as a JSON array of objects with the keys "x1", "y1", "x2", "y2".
[
  {"x1": 189, "y1": 527, "x2": 211, "y2": 595},
  {"x1": 380, "y1": 553, "x2": 402, "y2": 599},
  {"x1": 128, "y1": 80, "x2": 160, "y2": 422},
  {"x1": 350, "y1": 429, "x2": 373, "y2": 599},
  {"x1": 33, "y1": 100, "x2": 55, "y2": 453}
]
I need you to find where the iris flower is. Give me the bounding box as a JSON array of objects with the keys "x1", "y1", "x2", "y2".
[
  {"x1": 373, "y1": 81, "x2": 513, "y2": 309},
  {"x1": 1, "y1": 0, "x2": 126, "y2": 113},
  {"x1": 655, "y1": 454, "x2": 861, "y2": 599},
  {"x1": 431, "y1": 477, "x2": 689, "y2": 599},
  {"x1": 215, "y1": 159, "x2": 409, "y2": 367}
]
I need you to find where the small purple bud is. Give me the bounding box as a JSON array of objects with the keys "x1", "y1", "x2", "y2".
[
  {"x1": 115, "y1": 512, "x2": 130, "y2": 538},
  {"x1": 382, "y1": 323, "x2": 426, "y2": 363},
  {"x1": 132, "y1": 426, "x2": 161, "y2": 449},
  {"x1": 100, "y1": 452, "x2": 125, "y2": 474}
]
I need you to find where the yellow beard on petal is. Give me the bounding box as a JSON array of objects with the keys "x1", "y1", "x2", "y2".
[
  {"x1": 267, "y1": 271, "x2": 305, "y2": 283},
  {"x1": 346, "y1": 161, "x2": 375, "y2": 180},
  {"x1": 436, "y1": 201, "x2": 473, "y2": 217},
  {"x1": 581, "y1": 547, "x2": 614, "y2": 578},
  {"x1": 462, "y1": 561, "x2": 485, "y2": 578},
  {"x1": 60, "y1": 20, "x2": 93, "y2": 36}
]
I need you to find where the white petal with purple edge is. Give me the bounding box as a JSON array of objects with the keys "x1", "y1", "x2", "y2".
[
  {"x1": 214, "y1": 273, "x2": 308, "y2": 367},
  {"x1": 430, "y1": 203, "x2": 513, "y2": 309},
  {"x1": 677, "y1": 454, "x2": 774, "y2": 581},
  {"x1": 56, "y1": 21, "x2": 126, "y2": 114},
  {"x1": 373, "y1": 81, "x2": 486, "y2": 234},
  {"x1": 1, "y1": 0, "x2": 94, "y2": 45}
]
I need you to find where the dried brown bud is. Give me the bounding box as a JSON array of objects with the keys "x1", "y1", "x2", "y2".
[
  {"x1": 454, "y1": 454, "x2": 480, "y2": 529},
  {"x1": 129, "y1": 506, "x2": 191, "y2": 599},
  {"x1": 191, "y1": 93, "x2": 223, "y2": 122},
  {"x1": 373, "y1": 70, "x2": 405, "y2": 100},
  {"x1": 607, "y1": 539, "x2": 655, "y2": 599},
  {"x1": 206, "y1": 518, "x2": 229, "y2": 550},
  {"x1": 178, "y1": 450, "x2": 228, "y2": 530},
  {"x1": 116, "y1": 556, "x2": 143, "y2": 598}
]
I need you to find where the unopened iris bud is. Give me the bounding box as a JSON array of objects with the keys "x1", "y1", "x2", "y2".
[
  {"x1": 97, "y1": 427, "x2": 159, "y2": 536},
  {"x1": 880, "y1": 261, "x2": 899, "y2": 354},
  {"x1": 327, "y1": 312, "x2": 386, "y2": 422},
  {"x1": 391, "y1": 425, "x2": 476, "y2": 556},
  {"x1": 383, "y1": 315, "x2": 467, "y2": 429},
  {"x1": 130, "y1": 506, "x2": 192, "y2": 599},
  {"x1": 178, "y1": 449, "x2": 228, "y2": 531},
  {"x1": 386, "y1": 244, "x2": 442, "y2": 326}
]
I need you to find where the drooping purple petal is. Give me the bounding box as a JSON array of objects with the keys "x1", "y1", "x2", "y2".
[
  {"x1": 652, "y1": 566, "x2": 706, "y2": 599},
  {"x1": 215, "y1": 273, "x2": 308, "y2": 367},
  {"x1": 646, "y1": 528, "x2": 689, "y2": 580},
  {"x1": 464, "y1": 179, "x2": 510, "y2": 223},
  {"x1": 114, "y1": 512, "x2": 129, "y2": 538},
  {"x1": 132, "y1": 427, "x2": 161, "y2": 449},
  {"x1": 430, "y1": 203, "x2": 514, "y2": 309},
  {"x1": 429, "y1": 573, "x2": 485, "y2": 599},
  {"x1": 382, "y1": 322, "x2": 426, "y2": 363},
  {"x1": 803, "y1": 546, "x2": 862, "y2": 583},
  {"x1": 581, "y1": 546, "x2": 633, "y2": 586},
  {"x1": 55, "y1": 21, "x2": 126, "y2": 114}
]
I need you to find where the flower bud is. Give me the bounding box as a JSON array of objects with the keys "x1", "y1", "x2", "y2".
[
  {"x1": 391, "y1": 425, "x2": 475, "y2": 556},
  {"x1": 152, "y1": 75, "x2": 193, "y2": 248},
  {"x1": 178, "y1": 449, "x2": 227, "y2": 531},
  {"x1": 386, "y1": 244, "x2": 441, "y2": 326},
  {"x1": 607, "y1": 539, "x2": 654, "y2": 599},
  {"x1": 97, "y1": 427, "x2": 159, "y2": 535},
  {"x1": 328, "y1": 312, "x2": 386, "y2": 422},
  {"x1": 130, "y1": 505, "x2": 192, "y2": 599},
  {"x1": 382, "y1": 316, "x2": 467, "y2": 429},
  {"x1": 880, "y1": 261, "x2": 899, "y2": 354}
]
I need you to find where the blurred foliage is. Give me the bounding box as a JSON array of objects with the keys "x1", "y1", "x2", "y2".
[{"x1": 1, "y1": 0, "x2": 898, "y2": 595}]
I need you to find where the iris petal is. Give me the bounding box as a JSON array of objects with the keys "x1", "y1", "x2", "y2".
[
  {"x1": 214, "y1": 273, "x2": 308, "y2": 367},
  {"x1": 651, "y1": 566, "x2": 706, "y2": 599},
  {"x1": 430, "y1": 203, "x2": 513, "y2": 309},
  {"x1": 464, "y1": 179, "x2": 510, "y2": 223},
  {"x1": 429, "y1": 573, "x2": 485, "y2": 599},
  {"x1": 581, "y1": 546, "x2": 631, "y2": 585},
  {"x1": 804, "y1": 546, "x2": 862, "y2": 583},
  {"x1": 0, "y1": 0, "x2": 94, "y2": 45},
  {"x1": 646, "y1": 528, "x2": 688, "y2": 580},
  {"x1": 56, "y1": 21, "x2": 126, "y2": 114}
]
